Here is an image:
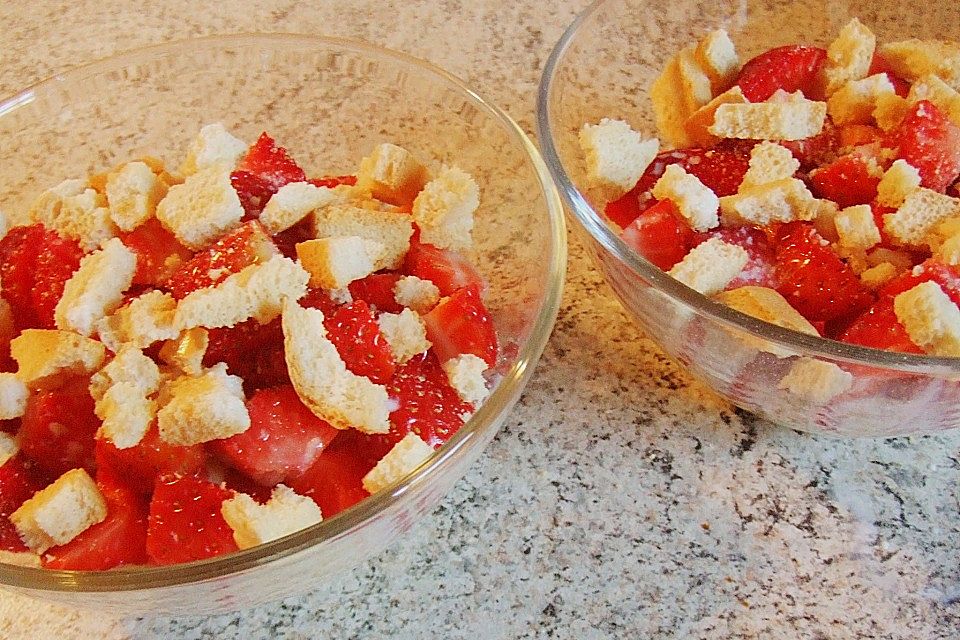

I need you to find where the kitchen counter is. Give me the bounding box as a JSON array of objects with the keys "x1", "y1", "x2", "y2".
[{"x1": 1, "y1": 1, "x2": 959, "y2": 638}]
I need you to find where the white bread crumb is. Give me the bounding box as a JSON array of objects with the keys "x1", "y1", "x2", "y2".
[
  {"x1": 894, "y1": 280, "x2": 960, "y2": 356},
  {"x1": 156, "y1": 166, "x2": 243, "y2": 249},
  {"x1": 667, "y1": 238, "x2": 748, "y2": 296},
  {"x1": 362, "y1": 432, "x2": 434, "y2": 494},
  {"x1": 29, "y1": 179, "x2": 117, "y2": 251},
  {"x1": 0, "y1": 431, "x2": 17, "y2": 467},
  {"x1": 175, "y1": 255, "x2": 309, "y2": 330},
  {"x1": 876, "y1": 160, "x2": 922, "y2": 208},
  {"x1": 105, "y1": 161, "x2": 168, "y2": 232},
  {"x1": 823, "y1": 18, "x2": 877, "y2": 96},
  {"x1": 739, "y1": 142, "x2": 800, "y2": 191},
  {"x1": 157, "y1": 363, "x2": 250, "y2": 446},
  {"x1": 54, "y1": 237, "x2": 136, "y2": 337},
  {"x1": 694, "y1": 29, "x2": 740, "y2": 93},
  {"x1": 159, "y1": 327, "x2": 209, "y2": 376},
  {"x1": 89, "y1": 345, "x2": 161, "y2": 449},
  {"x1": 329, "y1": 287, "x2": 353, "y2": 305},
  {"x1": 281, "y1": 299, "x2": 391, "y2": 434},
  {"x1": 89, "y1": 344, "x2": 160, "y2": 401},
  {"x1": 378, "y1": 308, "x2": 431, "y2": 364},
  {"x1": 355, "y1": 143, "x2": 429, "y2": 205},
  {"x1": 260, "y1": 182, "x2": 346, "y2": 235},
  {"x1": 578, "y1": 119, "x2": 659, "y2": 198},
  {"x1": 860, "y1": 262, "x2": 900, "y2": 289},
  {"x1": 412, "y1": 166, "x2": 480, "y2": 250},
  {"x1": 393, "y1": 275, "x2": 440, "y2": 313},
  {"x1": 221, "y1": 484, "x2": 322, "y2": 550},
  {"x1": 296, "y1": 236, "x2": 385, "y2": 290},
  {"x1": 311, "y1": 204, "x2": 414, "y2": 270},
  {"x1": 442, "y1": 353, "x2": 489, "y2": 406},
  {"x1": 651, "y1": 164, "x2": 719, "y2": 232},
  {"x1": 720, "y1": 178, "x2": 822, "y2": 226},
  {"x1": 827, "y1": 74, "x2": 895, "y2": 125},
  {"x1": 907, "y1": 74, "x2": 960, "y2": 128},
  {"x1": 883, "y1": 188, "x2": 960, "y2": 246},
  {"x1": 879, "y1": 39, "x2": 960, "y2": 91},
  {"x1": 179, "y1": 123, "x2": 247, "y2": 176},
  {"x1": 777, "y1": 358, "x2": 853, "y2": 404},
  {"x1": 684, "y1": 86, "x2": 749, "y2": 147},
  {"x1": 11, "y1": 330, "x2": 106, "y2": 388},
  {"x1": 709, "y1": 93, "x2": 827, "y2": 140},
  {"x1": 835, "y1": 204, "x2": 881, "y2": 250},
  {"x1": 0, "y1": 373, "x2": 28, "y2": 420},
  {"x1": 10, "y1": 468, "x2": 107, "y2": 554},
  {"x1": 873, "y1": 93, "x2": 913, "y2": 131},
  {"x1": 96, "y1": 289, "x2": 179, "y2": 352}
]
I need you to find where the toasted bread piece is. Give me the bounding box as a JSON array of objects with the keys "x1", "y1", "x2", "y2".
[
  {"x1": 96, "y1": 289, "x2": 179, "y2": 352},
  {"x1": 361, "y1": 432, "x2": 434, "y2": 494},
  {"x1": 667, "y1": 237, "x2": 748, "y2": 296},
  {"x1": 355, "y1": 143, "x2": 429, "y2": 206},
  {"x1": 651, "y1": 45, "x2": 714, "y2": 147},
  {"x1": 156, "y1": 166, "x2": 243, "y2": 250},
  {"x1": 260, "y1": 182, "x2": 346, "y2": 235},
  {"x1": 105, "y1": 161, "x2": 168, "y2": 232},
  {"x1": 11, "y1": 329, "x2": 106, "y2": 389},
  {"x1": 651, "y1": 164, "x2": 719, "y2": 232},
  {"x1": 827, "y1": 74, "x2": 895, "y2": 125},
  {"x1": 907, "y1": 74, "x2": 960, "y2": 128},
  {"x1": 412, "y1": 166, "x2": 480, "y2": 250},
  {"x1": 157, "y1": 363, "x2": 250, "y2": 445},
  {"x1": 10, "y1": 468, "x2": 107, "y2": 553},
  {"x1": 694, "y1": 29, "x2": 740, "y2": 94},
  {"x1": 179, "y1": 123, "x2": 247, "y2": 176},
  {"x1": 393, "y1": 276, "x2": 440, "y2": 314},
  {"x1": 159, "y1": 328, "x2": 209, "y2": 376},
  {"x1": 715, "y1": 286, "x2": 819, "y2": 336},
  {"x1": 709, "y1": 92, "x2": 826, "y2": 140},
  {"x1": 0, "y1": 373, "x2": 28, "y2": 420},
  {"x1": 720, "y1": 178, "x2": 822, "y2": 226},
  {"x1": 876, "y1": 160, "x2": 922, "y2": 208},
  {"x1": 578, "y1": 119, "x2": 659, "y2": 199},
  {"x1": 822, "y1": 18, "x2": 877, "y2": 96},
  {"x1": 29, "y1": 179, "x2": 117, "y2": 251},
  {"x1": 685, "y1": 86, "x2": 749, "y2": 147},
  {"x1": 90, "y1": 345, "x2": 162, "y2": 449},
  {"x1": 883, "y1": 188, "x2": 960, "y2": 246},
  {"x1": 442, "y1": 353, "x2": 490, "y2": 406},
  {"x1": 835, "y1": 204, "x2": 881, "y2": 250},
  {"x1": 378, "y1": 308, "x2": 431, "y2": 364},
  {"x1": 739, "y1": 142, "x2": 800, "y2": 191},
  {"x1": 296, "y1": 236, "x2": 385, "y2": 290},
  {"x1": 221, "y1": 484, "x2": 322, "y2": 549},
  {"x1": 879, "y1": 39, "x2": 960, "y2": 91},
  {"x1": 311, "y1": 204, "x2": 414, "y2": 271},
  {"x1": 894, "y1": 280, "x2": 960, "y2": 356},
  {"x1": 860, "y1": 261, "x2": 900, "y2": 289},
  {"x1": 0, "y1": 432, "x2": 18, "y2": 467},
  {"x1": 54, "y1": 237, "x2": 136, "y2": 337},
  {"x1": 777, "y1": 358, "x2": 853, "y2": 404},
  {"x1": 873, "y1": 92, "x2": 913, "y2": 131}
]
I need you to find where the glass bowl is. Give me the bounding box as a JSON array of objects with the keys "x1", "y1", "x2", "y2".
[
  {"x1": 537, "y1": 0, "x2": 960, "y2": 437},
  {"x1": 0, "y1": 34, "x2": 565, "y2": 615}
]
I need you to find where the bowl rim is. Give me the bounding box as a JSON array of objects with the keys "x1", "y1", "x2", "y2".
[
  {"x1": 0, "y1": 32, "x2": 567, "y2": 591},
  {"x1": 535, "y1": 0, "x2": 960, "y2": 376}
]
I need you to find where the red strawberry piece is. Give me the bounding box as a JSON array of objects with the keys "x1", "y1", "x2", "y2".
[
  {"x1": 809, "y1": 153, "x2": 882, "y2": 208},
  {"x1": 0, "y1": 454, "x2": 47, "y2": 518},
  {"x1": 209, "y1": 386, "x2": 340, "y2": 487},
  {"x1": 885, "y1": 100, "x2": 960, "y2": 193},
  {"x1": 324, "y1": 301, "x2": 396, "y2": 384},
  {"x1": 30, "y1": 230, "x2": 84, "y2": 329},
  {"x1": 772, "y1": 222, "x2": 874, "y2": 322},
  {"x1": 94, "y1": 425, "x2": 208, "y2": 495},
  {"x1": 868, "y1": 53, "x2": 911, "y2": 98},
  {"x1": 164, "y1": 220, "x2": 276, "y2": 299},
  {"x1": 423, "y1": 284, "x2": 498, "y2": 367},
  {"x1": 735, "y1": 45, "x2": 827, "y2": 102},
  {"x1": 696, "y1": 226, "x2": 778, "y2": 289},
  {"x1": 0, "y1": 224, "x2": 44, "y2": 330},
  {"x1": 290, "y1": 433, "x2": 372, "y2": 518},
  {"x1": 120, "y1": 217, "x2": 194, "y2": 286},
  {"x1": 403, "y1": 241, "x2": 485, "y2": 297},
  {"x1": 236, "y1": 132, "x2": 306, "y2": 192},
  {"x1": 272, "y1": 217, "x2": 315, "y2": 259},
  {"x1": 43, "y1": 469, "x2": 149, "y2": 570},
  {"x1": 230, "y1": 170, "x2": 274, "y2": 220},
  {"x1": 621, "y1": 199, "x2": 695, "y2": 270},
  {"x1": 146, "y1": 475, "x2": 238, "y2": 565},
  {"x1": 0, "y1": 518, "x2": 27, "y2": 552},
  {"x1": 838, "y1": 298, "x2": 922, "y2": 353},
  {"x1": 878, "y1": 259, "x2": 960, "y2": 306},
  {"x1": 300, "y1": 286, "x2": 346, "y2": 316},
  {"x1": 19, "y1": 377, "x2": 101, "y2": 478},
  {"x1": 309, "y1": 175, "x2": 358, "y2": 189},
  {"x1": 779, "y1": 117, "x2": 841, "y2": 169},
  {"x1": 347, "y1": 273, "x2": 405, "y2": 314},
  {"x1": 203, "y1": 317, "x2": 290, "y2": 393},
  {"x1": 220, "y1": 467, "x2": 274, "y2": 504}
]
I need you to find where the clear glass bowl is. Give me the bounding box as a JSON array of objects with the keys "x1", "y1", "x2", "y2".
[
  {"x1": 537, "y1": 0, "x2": 960, "y2": 437},
  {"x1": 0, "y1": 34, "x2": 566, "y2": 615}
]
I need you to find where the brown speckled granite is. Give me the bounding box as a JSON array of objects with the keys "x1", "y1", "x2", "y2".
[{"x1": 2, "y1": 1, "x2": 960, "y2": 638}]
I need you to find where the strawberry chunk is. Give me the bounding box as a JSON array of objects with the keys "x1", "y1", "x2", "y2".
[
  {"x1": 348, "y1": 273, "x2": 405, "y2": 314},
  {"x1": 868, "y1": 53, "x2": 911, "y2": 98},
  {"x1": 403, "y1": 241, "x2": 484, "y2": 297},
  {"x1": 735, "y1": 45, "x2": 827, "y2": 102},
  {"x1": 146, "y1": 475, "x2": 238, "y2": 565},
  {"x1": 772, "y1": 222, "x2": 874, "y2": 322},
  {"x1": 19, "y1": 377, "x2": 101, "y2": 478},
  {"x1": 324, "y1": 301, "x2": 396, "y2": 384},
  {"x1": 0, "y1": 455, "x2": 48, "y2": 537},
  {"x1": 885, "y1": 100, "x2": 960, "y2": 193},
  {"x1": 236, "y1": 132, "x2": 306, "y2": 192},
  {"x1": 778, "y1": 117, "x2": 840, "y2": 169},
  {"x1": 230, "y1": 170, "x2": 274, "y2": 220},
  {"x1": 94, "y1": 425, "x2": 207, "y2": 495},
  {"x1": 203, "y1": 317, "x2": 290, "y2": 393},
  {"x1": 209, "y1": 386, "x2": 340, "y2": 487},
  {"x1": 43, "y1": 469, "x2": 149, "y2": 570},
  {"x1": 878, "y1": 260, "x2": 960, "y2": 306},
  {"x1": 308, "y1": 175, "x2": 357, "y2": 189},
  {"x1": 838, "y1": 298, "x2": 922, "y2": 353},
  {"x1": 300, "y1": 286, "x2": 346, "y2": 316},
  {"x1": 120, "y1": 217, "x2": 194, "y2": 286},
  {"x1": 31, "y1": 231, "x2": 84, "y2": 329},
  {"x1": 163, "y1": 220, "x2": 276, "y2": 299},
  {"x1": 289, "y1": 433, "x2": 372, "y2": 518},
  {"x1": 809, "y1": 153, "x2": 881, "y2": 208},
  {"x1": 423, "y1": 284, "x2": 498, "y2": 367},
  {"x1": 0, "y1": 225, "x2": 44, "y2": 330},
  {"x1": 621, "y1": 200, "x2": 695, "y2": 270},
  {"x1": 272, "y1": 217, "x2": 315, "y2": 260},
  {"x1": 695, "y1": 226, "x2": 778, "y2": 290}
]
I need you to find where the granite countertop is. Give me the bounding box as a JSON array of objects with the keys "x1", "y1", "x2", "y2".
[{"x1": 1, "y1": 1, "x2": 960, "y2": 638}]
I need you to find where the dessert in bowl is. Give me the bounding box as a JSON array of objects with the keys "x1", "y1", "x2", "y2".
[{"x1": 537, "y1": 0, "x2": 960, "y2": 436}]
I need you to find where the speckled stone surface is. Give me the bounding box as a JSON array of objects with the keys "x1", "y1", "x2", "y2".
[{"x1": 1, "y1": 1, "x2": 960, "y2": 638}]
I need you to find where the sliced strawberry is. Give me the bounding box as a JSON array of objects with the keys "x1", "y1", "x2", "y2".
[
  {"x1": 735, "y1": 45, "x2": 827, "y2": 102},
  {"x1": 230, "y1": 170, "x2": 274, "y2": 220},
  {"x1": 236, "y1": 132, "x2": 306, "y2": 192},
  {"x1": 809, "y1": 153, "x2": 881, "y2": 208},
  {"x1": 203, "y1": 317, "x2": 290, "y2": 393},
  {"x1": 423, "y1": 284, "x2": 498, "y2": 367},
  {"x1": 163, "y1": 221, "x2": 276, "y2": 299},
  {"x1": 43, "y1": 469, "x2": 149, "y2": 570},
  {"x1": 146, "y1": 475, "x2": 237, "y2": 565},
  {"x1": 884, "y1": 100, "x2": 960, "y2": 193},
  {"x1": 94, "y1": 425, "x2": 207, "y2": 495},
  {"x1": 779, "y1": 117, "x2": 841, "y2": 169},
  {"x1": 30, "y1": 230, "x2": 84, "y2": 329},
  {"x1": 220, "y1": 467, "x2": 274, "y2": 504},
  {"x1": 308, "y1": 175, "x2": 357, "y2": 189},
  {"x1": 696, "y1": 226, "x2": 778, "y2": 289},
  {"x1": 324, "y1": 301, "x2": 396, "y2": 384},
  {"x1": 289, "y1": 433, "x2": 371, "y2": 518},
  {"x1": 403, "y1": 241, "x2": 484, "y2": 297},
  {"x1": 772, "y1": 222, "x2": 874, "y2": 322},
  {"x1": 868, "y1": 53, "x2": 911, "y2": 98},
  {"x1": 0, "y1": 224, "x2": 44, "y2": 330},
  {"x1": 0, "y1": 454, "x2": 47, "y2": 518},
  {"x1": 19, "y1": 377, "x2": 100, "y2": 477},
  {"x1": 209, "y1": 386, "x2": 340, "y2": 487},
  {"x1": 272, "y1": 217, "x2": 315, "y2": 260},
  {"x1": 838, "y1": 298, "x2": 922, "y2": 353},
  {"x1": 300, "y1": 286, "x2": 346, "y2": 316},
  {"x1": 878, "y1": 260, "x2": 960, "y2": 306},
  {"x1": 0, "y1": 518, "x2": 27, "y2": 552},
  {"x1": 347, "y1": 272, "x2": 405, "y2": 313},
  {"x1": 120, "y1": 217, "x2": 194, "y2": 286},
  {"x1": 621, "y1": 200, "x2": 695, "y2": 270}
]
